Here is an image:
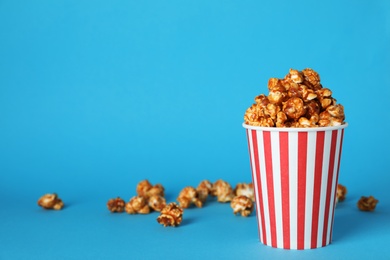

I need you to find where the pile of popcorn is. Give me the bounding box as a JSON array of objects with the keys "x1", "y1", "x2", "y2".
[
  {"x1": 105, "y1": 179, "x2": 255, "y2": 227},
  {"x1": 37, "y1": 181, "x2": 379, "y2": 227},
  {"x1": 244, "y1": 68, "x2": 346, "y2": 127}
]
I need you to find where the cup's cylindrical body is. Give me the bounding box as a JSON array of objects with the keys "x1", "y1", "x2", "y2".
[{"x1": 243, "y1": 123, "x2": 347, "y2": 250}]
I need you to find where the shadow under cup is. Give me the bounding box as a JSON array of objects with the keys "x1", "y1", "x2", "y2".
[{"x1": 243, "y1": 123, "x2": 347, "y2": 250}]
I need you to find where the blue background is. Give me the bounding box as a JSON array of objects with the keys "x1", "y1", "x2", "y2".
[{"x1": 1, "y1": 1, "x2": 389, "y2": 259}]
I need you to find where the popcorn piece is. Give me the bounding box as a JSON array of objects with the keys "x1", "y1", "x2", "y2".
[
  {"x1": 157, "y1": 203, "x2": 184, "y2": 227},
  {"x1": 148, "y1": 195, "x2": 166, "y2": 212},
  {"x1": 336, "y1": 183, "x2": 347, "y2": 203},
  {"x1": 38, "y1": 193, "x2": 64, "y2": 210},
  {"x1": 283, "y1": 97, "x2": 306, "y2": 120},
  {"x1": 255, "y1": 94, "x2": 270, "y2": 106},
  {"x1": 136, "y1": 179, "x2": 164, "y2": 199},
  {"x1": 289, "y1": 69, "x2": 304, "y2": 83},
  {"x1": 177, "y1": 186, "x2": 203, "y2": 208},
  {"x1": 276, "y1": 111, "x2": 288, "y2": 127},
  {"x1": 136, "y1": 180, "x2": 153, "y2": 197},
  {"x1": 268, "y1": 81, "x2": 287, "y2": 105},
  {"x1": 196, "y1": 180, "x2": 213, "y2": 202},
  {"x1": 125, "y1": 196, "x2": 150, "y2": 214},
  {"x1": 107, "y1": 197, "x2": 125, "y2": 213},
  {"x1": 211, "y1": 180, "x2": 235, "y2": 202},
  {"x1": 298, "y1": 85, "x2": 317, "y2": 101},
  {"x1": 231, "y1": 195, "x2": 254, "y2": 217},
  {"x1": 302, "y1": 68, "x2": 321, "y2": 88},
  {"x1": 264, "y1": 103, "x2": 281, "y2": 120},
  {"x1": 234, "y1": 183, "x2": 255, "y2": 202},
  {"x1": 357, "y1": 196, "x2": 379, "y2": 212},
  {"x1": 146, "y1": 184, "x2": 165, "y2": 198}
]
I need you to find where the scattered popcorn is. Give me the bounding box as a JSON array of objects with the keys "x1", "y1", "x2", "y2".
[
  {"x1": 357, "y1": 196, "x2": 379, "y2": 212},
  {"x1": 107, "y1": 197, "x2": 125, "y2": 213},
  {"x1": 136, "y1": 179, "x2": 164, "y2": 199},
  {"x1": 196, "y1": 180, "x2": 213, "y2": 202},
  {"x1": 211, "y1": 180, "x2": 235, "y2": 202},
  {"x1": 38, "y1": 193, "x2": 64, "y2": 210},
  {"x1": 244, "y1": 68, "x2": 346, "y2": 127},
  {"x1": 177, "y1": 186, "x2": 203, "y2": 208},
  {"x1": 148, "y1": 195, "x2": 166, "y2": 212},
  {"x1": 234, "y1": 183, "x2": 255, "y2": 202},
  {"x1": 336, "y1": 183, "x2": 347, "y2": 203},
  {"x1": 231, "y1": 195, "x2": 254, "y2": 217},
  {"x1": 157, "y1": 203, "x2": 184, "y2": 227},
  {"x1": 125, "y1": 196, "x2": 150, "y2": 214}
]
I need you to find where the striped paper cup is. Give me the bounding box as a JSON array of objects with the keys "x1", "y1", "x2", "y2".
[{"x1": 243, "y1": 123, "x2": 347, "y2": 250}]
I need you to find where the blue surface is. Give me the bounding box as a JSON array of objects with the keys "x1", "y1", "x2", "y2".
[{"x1": 1, "y1": 1, "x2": 389, "y2": 259}]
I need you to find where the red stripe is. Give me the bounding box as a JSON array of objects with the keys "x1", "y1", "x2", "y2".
[
  {"x1": 311, "y1": 131, "x2": 325, "y2": 248},
  {"x1": 251, "y1": 130, "x2": 267, "y2": 245},
  {"x1": 297, "y1": 132, "x2": 307, "y2": 250},
  {"x1": 321, "y1": 130, "x2": 338, "y2": 246},
  {"x1": 263, "y1": 131, "x2": 277, "y2": 247},
  {"x1": 330, "y1": 129, "x2": 344, "y2": 243},
  {"x1": 279, "y1": 132, "x2": 290, "y2": 249}
]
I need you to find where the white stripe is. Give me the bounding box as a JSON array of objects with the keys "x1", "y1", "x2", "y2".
[
  {"x1": 248, "y1": 130, "x2": 264, "y2": 243},
  {"x1": 288, "y1": 132, "x2": 298, "y2": 249},
  {"x1": 257, "y1": 130, "x2": 271, "y2": 245},
  {"x1": 326, "y1": 129, "x2": 343, "y2": 245},
  {"x1": 304, "y1": 131, "x2": 316, "y2": 249},
  {"x1": 271, "y1": 132, "x2": 283, "y2": 248},
  {"x1": 317, "y1": 130, "x2": 331, "y2": 247}
]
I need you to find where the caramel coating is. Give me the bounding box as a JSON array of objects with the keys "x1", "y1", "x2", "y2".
[
  {"x1": 177, "y1": 186, "x2": 203, "y2": 208},
  {"x1": 125, "y1": 196, "x2": 150, "y2": 214},
  {"x1": 211, "y1": 180, "x2": 235, "y2": 202},
  {"x1": 38, "y1": 193, "x2": 64, "y2": 210},
  {"x1": 157, "y1": 203, "x2": 184, "y2": 227},
  {"x1": 244, "y1": 68, "x2": 346, "y2": 127},
  {"x1": 336, "y1": 183, "x2": 347, "y2": 203},
  {"x1": 357, "y1": 196, "x2": 379, "y2": 212},
  {"x1": 234, "y1": 183, "x2": 255, "y2": 202},
  {"x1": 231, "y1": 195, "x2": 254, "y2": 217},
  {"x1": 107, "y1": 197, "x2": 126, "y2": 213}
]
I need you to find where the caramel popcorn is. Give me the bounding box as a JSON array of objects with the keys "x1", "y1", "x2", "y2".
[
  {"x1": 196, "y1": 180, "x2": 213, "y2": 202},
  {"x1": 136, "y1": 180, "x2": 152, "y2": 197},
  {"x1": 38, "y1": 193, "x2": 64, "y2": 210},
  {"x1": 234, "y1": 183, "x2": 255, "y2": 202},
  {"x1": 336, "y1": 183, "x2": 347, "y2": 203},
  {"x1": 231, "y1": 195, "x2": 254, "y2": 217},
  {"x1": 107, "y1": 197, "x2": 126, "y2": 213},
  {"x1": 357, "y1": 196, "x2": 379, "y2": 212},
  {"x1": 244, "y1": 68, "x2": 346, "y2": 127},
  {"x1": 177, "y1": 186, "x2": 203, "y2": 208},
  {"x1": 125, "y1": 196, "x2": 150, "y2": 214},
  {"x1": 136, "y1": 180, "x2": 164, "y2": 199},
  {"x1": 157, "y1": 203, "x2": 184, "y2": 227},
  {"x1": 148, "y1": 195, "x2": 166, "y2": 212},
  {"x1": 211, "y1": 180, "x2": 235, "y2": 202}
]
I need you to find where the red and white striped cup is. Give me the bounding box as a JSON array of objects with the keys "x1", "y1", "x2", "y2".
[{"x1": 243, "y1": 123, "x2": 347, "y2": 249}]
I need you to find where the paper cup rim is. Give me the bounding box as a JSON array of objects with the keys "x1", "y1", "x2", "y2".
[{"x1": 242, "y1": 122, "x2": 348, "y2": 132}]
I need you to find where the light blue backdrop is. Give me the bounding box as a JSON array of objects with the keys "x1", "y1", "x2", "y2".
[{"x1": 1, "y1": 1, "x2": 389, "y2": 259}]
